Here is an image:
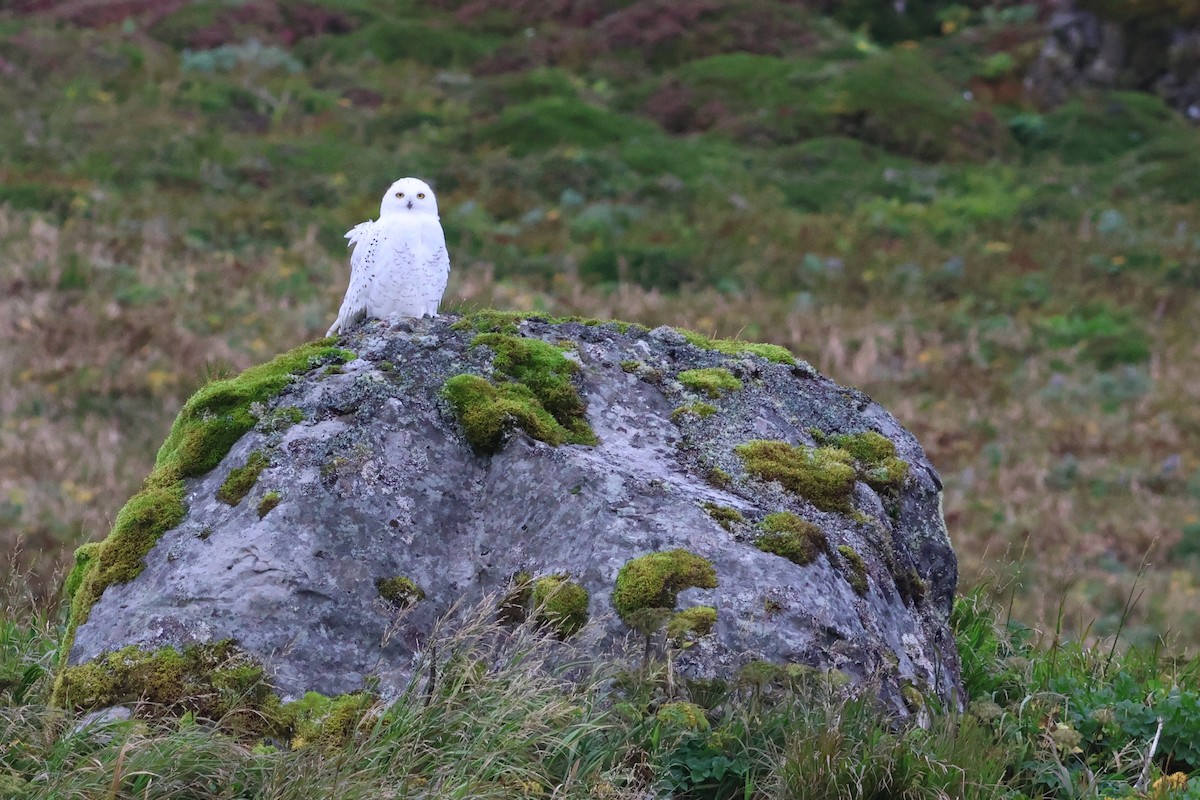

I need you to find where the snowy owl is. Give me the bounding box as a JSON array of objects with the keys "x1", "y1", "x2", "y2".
[{"x1": 326, "y1": 177, "x2": 450, "y2": 336}]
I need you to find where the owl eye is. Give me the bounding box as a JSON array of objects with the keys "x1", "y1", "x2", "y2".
[
  {"x1": 395, "y1": 192, "x2": 404, "y2": 198},
  {"x1": 417, "y1": 192, "x2": 426, "y2": 199}
]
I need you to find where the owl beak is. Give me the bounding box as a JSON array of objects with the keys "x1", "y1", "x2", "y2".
[{"x1": 406, "y1": 200, "x2": 413, "y2": 210}]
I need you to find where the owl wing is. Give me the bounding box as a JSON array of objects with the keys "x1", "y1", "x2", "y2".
[
  {"x1": 327, "y1": 221, "x2": 376, "y2": 336},
  {"x1": 420, "y1": 218, "x2": 450, "y2": 316}
]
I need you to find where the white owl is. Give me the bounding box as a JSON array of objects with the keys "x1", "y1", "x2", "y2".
[{"x1": 326, "y1": 177, "x2": 450, "y2": 336}]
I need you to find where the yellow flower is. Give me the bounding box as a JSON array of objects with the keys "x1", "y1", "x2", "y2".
[{"x1": 1152, "y1": 772, "x2": 1188, "y2": 795}]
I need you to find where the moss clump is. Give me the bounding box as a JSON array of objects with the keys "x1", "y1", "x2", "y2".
[
  {"x1": 838, "y1": 545, "x2": 869, "y2": 595},
  {"x1": 656, "y1": 701, "x2": 710, "y2": 733},
  {"x1": 677, "y1": 367, "x2": 742, "y2": 398},
  {"x1": 216, "y1": 450, "x2": 269, "y2": 506},
  {"x1": 901, "y1": 682, "x2": 925, "y2": 713},
  {"x1": 701, "y1": 502, "x2": 744, "y2": 531},
  {"x1": 706, "y1": 467, "x2": 732, "y2": 488},
  {"x1": 672, "y1": 402, "x2": 718, "y2": 421},
  {"x1": 755, "y1": 512, "x2": 827, "y2": 566},
  {"x1": 444, "y1": 333, "x2": 597, "y2": 452},
  {"x1": 612, "y1": 549, "x2": 718, "y2": 627},
  {"x1": 619, "y1": 360, "x2": 641, "y2": 373},
  {"x1": 473, "y1": 333, "x2": 595, "y2": 442},
  {"x1": 257, "y1": 491, "x2": 281, "y2": 518},
  {"x1": 451, "y1": 310, "x2": 546, "y2": 335},
  {"x1": 531, "y1": 575, "x2": 589, "y2": 638},
  {"x1": 826, "y1": 430, "x2": 910, "y2": 492},
  {"x1": 443, "y1": 375, "x2": 570, "y2": 452},
  {"x1": 63, "y1": 541, "x2": 101, "y2": 600},
  {"x1": 286, "y1": 691, "x2": 376, "y2": 750},
  {"x1": 735, "y1": 440, "x2": 857, "y2": 512},
  {"x1": 56, "y1": 641, "x2": 277, "y2": 725},
  {"x1": 375, "y1": 576, "x2": 425, "y2": 609},
  {"x1": 676, "y1": 328, "x2": 795, "y2": 365},
  {"x1": 666, "y1": 606, "x2": 717, "y2": 645}
]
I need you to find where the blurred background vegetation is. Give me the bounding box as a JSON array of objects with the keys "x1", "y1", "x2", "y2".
[{"x1": 2, "y1": 0, "x2": 1200, "y2": 652}]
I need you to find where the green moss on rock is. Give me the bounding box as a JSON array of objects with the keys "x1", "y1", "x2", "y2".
[
  {"x1": 735, "y1": 440, "x2": 857, "y2": 512},
  {"x1": 612, "y1": 549, "x2": 718, "y2": 627},
  {"x1": 901, "y1": 682, "x2": 925, "y2": 712},
  {"x1": 677, "y1": 367, "x2": 742, "y2": 398},
  {"x1": 701, "y1": 502, "x2": 744, "y2": 531},
  {"x1": 286, "y1": 691, "x2": 376, "y2": 750},
  {"x1": 473, "y1": 333, "x2": 594, "y2": 441},
  {"x1": 375, "y1": 575, "x2": 425, "y2": 609},
  {"x1": 666, "y1": 605, "x2": 717, "y2": 644},
  {"x1": 444, "y1": 332, "x2": 597, "y2": 451},
  {"x1": 755, "y1": 512, "x2": 827, "y2": 566},
  {"x1": 672, "y1": 401, "x2": 718, "y2": 421},
  {"x1": 63, "y1": 541, "x2": 101, "y2": 600},
  {"x1": 451, "y1": 310, "x2": 545, "y2": 334},
  {"x1": 217, "y1": 450, "x2": 269, "y2": 506},
  {"x1": 56, "y1": 641, "x2": 277, "y2": 727},
  {"x1": 443, "y1": 374, "x2": 570, "y2": 452},
  {"x1": 257, "y1": 491, "x2": 281, "y2": 518},
  {"x1": 838, "y1": 545, "x2": 869, "y2": 595},
  {"x1": 531, "y1": 575, "x2": 589, "y2": 638},
  {"x1": 826, "y1": 430, "x2": 910, "y2": 493},
  {"x1": 676, "y1": 328, "x2": 795, "y2": 365}
]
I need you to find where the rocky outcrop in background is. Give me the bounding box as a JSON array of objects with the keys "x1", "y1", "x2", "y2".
[
  {"x1": 1027, "y1": 4, "x2": 1200, "y2": 119},
  {"x1": 60, "y1": 314, "x2": 961, "y2": 715}
]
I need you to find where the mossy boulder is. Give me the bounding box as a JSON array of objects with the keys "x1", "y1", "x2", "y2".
[{"x1": 60, "y1": 313, "x2": 959, "y2": 717}]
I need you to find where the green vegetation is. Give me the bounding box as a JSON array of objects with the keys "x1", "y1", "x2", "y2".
[
  {"x1": 700, "y1": 502, "x2": 743, "y2": 531},
  {"x1": 612, "y1": 550, "x2": 718, "y2": 629},
  {"x1": 216, "y1": 450, "x2": 269, "y2": 506},
  {"x1": 443, "y1": 333, "x2": 596, "y2": 452},
  {"x1": 256, "y1": 491, "x2": 281, "y2": 519},
  {"x1": 671, "y1": 402, "x2": 718, "y2": 421},
  {"x1": 755, "y1": 512, "x2": 828, "y2": 566},
  {"x1": 838, "y1": 545, "x2": 870, "y2": 596},
  {"x1": 735, "y1": 440, "x2": 858, "y2": 512},
  {"x1": 530, "y1": 575, "x2": 589, "y2": 638},
  {"x1": 375, "y1": 576, "x2": 425, "y2": 609},
  {"x1": 11, "y1": 584, "x2": 1200, "y2": 798},
  {"x1": 677, "y1": 368, "x2": 742, "y2": 398},
  {"x1": 824, "y1": 430, "x2": 911, "y2": 493},
  {"x1": 665, "y1": 606, "x2": 717, "y2": 646},
  {"x1": 655, "y1": 701, "x2": 710, "y2": 734},
  {"x1": 677, "y1": 330, "x2": 795, "y2": 365},
  {"x1": 56, "y1": 641, "x2": 277, "y2": 728}
]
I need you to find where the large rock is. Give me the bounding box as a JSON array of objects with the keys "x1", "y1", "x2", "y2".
[{"x1": 63, "y1": 313, "x2": 961, "y2": 713}]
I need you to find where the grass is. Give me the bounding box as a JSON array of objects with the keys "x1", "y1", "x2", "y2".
[{"x1": 6, "y1": 572, "x2": 1200, "y2": 799}]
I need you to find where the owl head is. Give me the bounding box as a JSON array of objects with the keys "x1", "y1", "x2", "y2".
[{"x1": 379, "y1": 177, "x2": 439, "y2": 217}]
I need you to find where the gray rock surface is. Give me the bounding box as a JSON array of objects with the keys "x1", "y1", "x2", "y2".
[{"x1": 69, "y1": 315, "x2": 961, "y2": 712}]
